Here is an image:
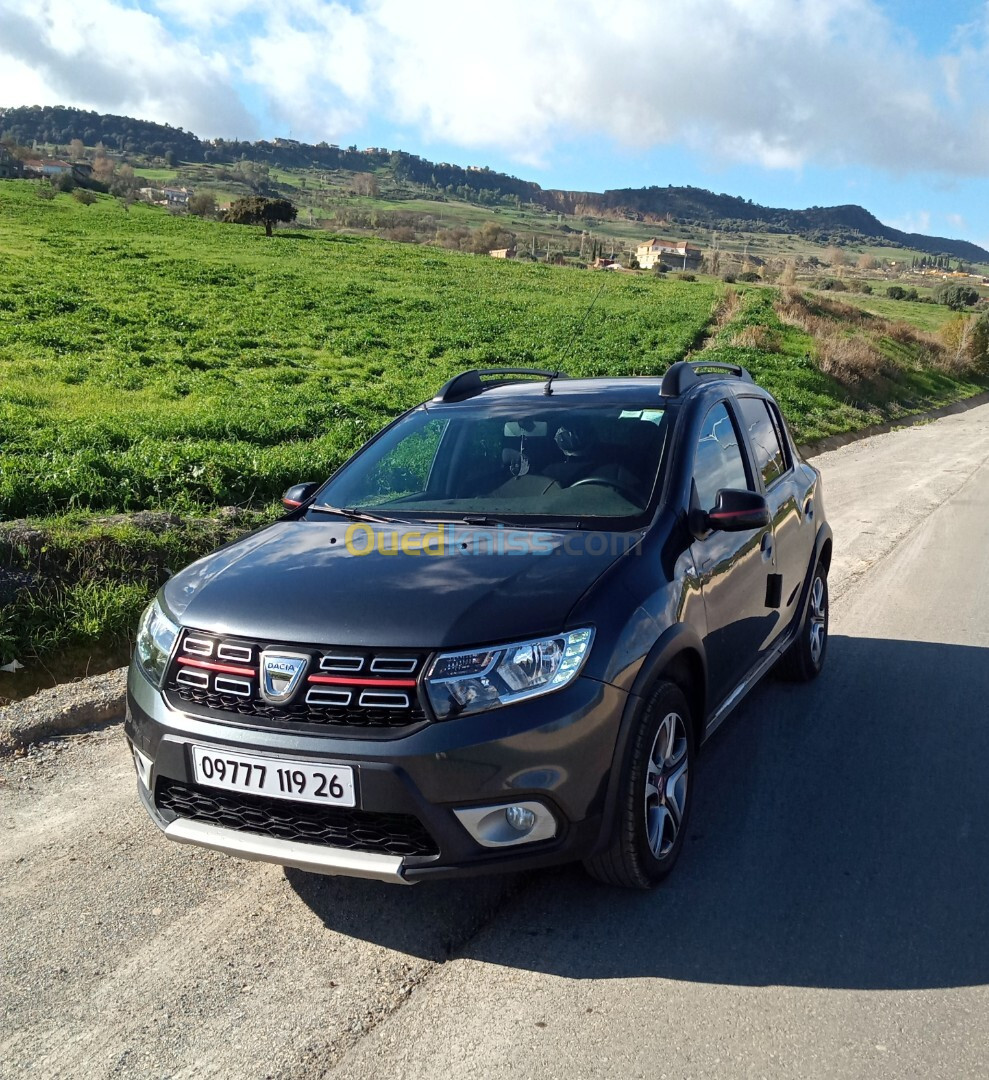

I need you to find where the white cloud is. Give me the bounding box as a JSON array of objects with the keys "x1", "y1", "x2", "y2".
[
  {"x1": 4, "y1": 0, "x2": 989, "y2": 181},
  {"x1": 0, "y1": 0, "x2": 257, "y2": 138},
  {"x1": 889, "y1": 210, "x2": 932, "y2": 235},
  {"x1": 234, "y1": 0, "x2": 989, "y2": 176}
]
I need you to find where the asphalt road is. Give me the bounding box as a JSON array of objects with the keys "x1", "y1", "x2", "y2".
[{"x1": 2, "y1": 401, "x2": 988, "y2": 1079}]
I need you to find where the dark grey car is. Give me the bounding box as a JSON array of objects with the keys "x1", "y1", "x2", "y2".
[{"x1": 126, "y1": 361, "x2": 832, "y2": 888}]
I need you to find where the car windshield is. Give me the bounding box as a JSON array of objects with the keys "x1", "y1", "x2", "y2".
[{"x1": 309, "y1": 399, "x2": 670, "y2": 527}]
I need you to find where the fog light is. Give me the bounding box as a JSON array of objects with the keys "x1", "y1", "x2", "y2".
[
  {"x1": 505, "y1": 805, "x2": 537, "y2": 833},
  {"x1": 452, "y1": 801, "x2": 557, "y2": 848}
]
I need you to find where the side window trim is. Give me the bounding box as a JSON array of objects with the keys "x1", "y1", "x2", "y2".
[{"x1": 765, "y1": 400, "x2": 794, "y2": 478}]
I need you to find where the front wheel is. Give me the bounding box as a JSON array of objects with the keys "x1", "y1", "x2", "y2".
[
  {"x1": 777, "y1": 562, "x2": 829, "y2": 682},
  {"x1": 584, "y1": 680, "x2": 695, "y2": 889}
]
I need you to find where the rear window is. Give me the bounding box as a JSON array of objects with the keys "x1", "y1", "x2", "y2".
[{"x1": 736, "y1": 396, "x2": 788, "y2": 488}]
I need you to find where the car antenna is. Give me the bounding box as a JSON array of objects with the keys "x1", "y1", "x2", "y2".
[{"x1": 546, "y1": 276, "x2": 609, "y2": 394}]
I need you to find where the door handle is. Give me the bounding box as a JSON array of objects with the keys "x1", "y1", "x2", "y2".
[
  {"x1": 804, "y1": 498, "x2": 814, "y2": 520},
  {"x1": 760, "y1": 533, "x2": 774, "y2": 561}
]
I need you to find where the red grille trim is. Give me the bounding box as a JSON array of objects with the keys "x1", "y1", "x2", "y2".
[
  {"x1": 177, "y1": 656, "x2": 257, "y2": 677},
  {"x1": 308, "y1": 674, "x2": 417, "y2": 688}
]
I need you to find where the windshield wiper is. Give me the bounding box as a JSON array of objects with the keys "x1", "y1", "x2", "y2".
[
  {"x1": 309, "y1": 504, "x2": 403, "y2": 524},
  {"x1": 460, "y1": 514, "x2": 584, "y2": 529},
  {"x1": 460, "y1": 514, "x2": 517, "y2": 526}
]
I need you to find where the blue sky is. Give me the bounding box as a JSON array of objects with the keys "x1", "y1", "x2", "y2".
[{"x1": 2, "y1": 0, "x2": 989, "y2": 247}]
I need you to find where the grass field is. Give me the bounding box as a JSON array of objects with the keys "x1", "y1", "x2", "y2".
[
  {"x1": 0, "y1": 180, "x2": 719, "y2": 675},
  {"x1": 0, "y1": 181, "x2": 719, "y2": 519},
  {"x1": 0, "y1": 179, "x2": 986, "y2": 680}
]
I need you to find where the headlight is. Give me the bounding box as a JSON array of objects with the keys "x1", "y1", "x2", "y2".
[
  {"x1": 425, "y1": 628, "x2": 594, "y2": 719},
  {"x1": 135, "y1": 598, "x2": 180, "y2": 688}
]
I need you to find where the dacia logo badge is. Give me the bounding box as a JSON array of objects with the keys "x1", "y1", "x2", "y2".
[{"x1": 259, "y1": 651, "x2": 310, "y2": 704}]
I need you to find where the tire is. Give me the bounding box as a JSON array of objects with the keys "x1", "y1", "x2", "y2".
[
  {"x1": 776, "y1": 562, "x2": 829, "y2": 682},
  {"x1": 585, "y1": 680, "x2": 695, "y2": 889}
]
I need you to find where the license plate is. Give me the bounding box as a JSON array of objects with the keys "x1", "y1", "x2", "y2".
[{"x1": 190, "y1": 745, "x2": 356, "y2": 808}]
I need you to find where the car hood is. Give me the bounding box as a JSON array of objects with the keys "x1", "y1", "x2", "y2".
[{"x1": 162, "y1": 519, "x2": 638, "y2": 648}]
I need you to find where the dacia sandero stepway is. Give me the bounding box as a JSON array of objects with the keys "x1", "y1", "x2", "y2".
[{"x1": 126, "y1": 361, "x2": 831, "y2": 888}]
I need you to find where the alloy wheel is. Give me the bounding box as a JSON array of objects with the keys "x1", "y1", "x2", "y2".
[
  {"x1": 808, "y1": 574, "x2": 827, "y2": 666},
  {"x1": 643, "y1": 711, "x2": 689, "y2": 858}
]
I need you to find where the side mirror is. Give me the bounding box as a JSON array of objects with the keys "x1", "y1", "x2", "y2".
[
  {"x1": 706, "y1": 488, "x2": 770, "y2": 532},
  {"x1": 282, "y1": 482, "x2": 319, "y2": 509}
]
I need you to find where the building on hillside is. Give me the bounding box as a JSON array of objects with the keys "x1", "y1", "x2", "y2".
[
  {"x1": 30, "y1": 158, "x2": 74, "y2": 178},
  {"x1": 0, "y1": 147, "x2": 22, "y2": 178},
  {"x1": 489, "y1": 248, "x2": 516, "y2": 259},
  {"x1": 163, "y1": 186, "x2": 191, "y2": 206},
  {"x1": 139, "y1": 186, "x2": 193, "y2": 207},
  {"x1": 592, "y1": 256, "x2": 619, "y2": 269},
  {"x1": 635, "y1": 237, "x2": 703, "y2": 270}
]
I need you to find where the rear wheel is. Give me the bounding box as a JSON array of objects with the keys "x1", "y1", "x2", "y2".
[
  {"x1": 777, "y1": 562, "x2": 828, "y2": 681},
  {"x1": 585, "y1": 680, "x2": 695, "y2": 889}
]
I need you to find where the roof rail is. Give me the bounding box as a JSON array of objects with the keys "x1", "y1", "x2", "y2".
[
  {"x1": 660, "y1": 360, "x2": 753, "y2": 398},
  {"x1": 432, "y1": 367, "x2": 567, "y2": 403}
]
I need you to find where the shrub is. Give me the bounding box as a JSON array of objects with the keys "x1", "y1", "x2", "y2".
[
  {"x1": 886, "y1": 285, "x2": 907, "y2": 300},
  {"x1": 674, "y1": 272, "x2": 696, "y2": 282},
  {"x1": 815, "y1": 277, "x2": 847, "y2": 292},
  {"x1": 73, "y1": 189, "x2": 97, "y2": 205},
  {"x1": 934, "y1": 282, "x2": 980, "y2": 310},
  {"x1": 187, "y1": 192, "x2": 217, "y2": 218},
  {"x1": 731, "y1": 324, "x2": 781, "y2": 351},
  {"x1": 722, "y1": 273, "x2": 736, "y2": 283},
  {"x1": 35, "y1": 182, "x2": 56, "y2": 201},
  {"x1": 737, "y1": 271, "x2": 761, "y2": 282}
]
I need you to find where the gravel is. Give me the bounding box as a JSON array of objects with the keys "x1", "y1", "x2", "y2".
[{"x1": 0, "y1": 666, "x2": 127, "y2": 755}]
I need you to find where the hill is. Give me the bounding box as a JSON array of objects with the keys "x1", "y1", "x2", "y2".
[{"x1": 3, "y1": 104, "x2": 986, "y2": 262}]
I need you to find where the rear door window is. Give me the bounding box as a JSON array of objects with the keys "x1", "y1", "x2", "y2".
[
  {"x1": 736, "y1": 396, "x2": 787, "y2": 488},
  {"x1": 693, "y1": 401, "x2": 750, "y2": 511}
]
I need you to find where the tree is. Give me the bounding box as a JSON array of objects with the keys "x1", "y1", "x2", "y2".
[
  {"x1": 934, "y1": 282, "x2": 980, "y2": 310},
  {"x1": 824, "y1": 245, "x2": 846, "y2": 269},
  {"x1": 886, "y1": 285, "x2": 907, "y2": 300},
  {"x1": 109, "y1": 163, "x2": 138, "y2": 197},
  {"x1": 69, "y1": 138, "x2": 86, "y2": 160},
  {"x1": 352, "y1": 172, "x2": 379, "y2": 197},
  {"x1": 232, "y1": 159, "x2": 270, "y2": 193},
  {"x1": 73, "y1": 188, "x2": 96, "y2": 205},
  {"x1": 857, "y1": 253, "x2": 878, "y2": 270},
  {"x1": 91, "y1": 151, "x2": 115, "y2": 186},
  {"x1": 223, "y1": 196, "x2": 297, "y2": 236},
  {"x1": 467, "y1": 220, "x2": 515, "y2": 254},
  {"x1": 187, "y1": 191, "x2": 217, "y2": 218}
]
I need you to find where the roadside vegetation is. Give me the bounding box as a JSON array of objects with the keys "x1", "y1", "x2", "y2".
[{"x1": 1, "y1": 180, "x2": 987, "y2": 684}]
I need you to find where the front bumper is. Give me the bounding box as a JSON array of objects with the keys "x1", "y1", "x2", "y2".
[{"x1": 125, "y1": 662, "x2": 627, "y2": 883}]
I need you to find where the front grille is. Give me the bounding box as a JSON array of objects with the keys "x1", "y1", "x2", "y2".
[
  {"x1": 156, "y1": 778, "x2": 439, "y2": 858},
  {"x1": 164, "y1": 629, "x2": 429, "y2": 732}
]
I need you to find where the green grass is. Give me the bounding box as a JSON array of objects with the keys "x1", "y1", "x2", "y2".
[
  {"x1": 1, "y1": 179, "x2": 986, "y2": 670},
  {"x1": 701, "y1": 287, "x2": 987, "y2": 442},
  {"x1": 830, "y1": 292, "x2": 960, "y2": 332},
  {"x1": 0, "y1": 181, "x2": 717, "y2": 520},
  {"x1": 134, "y1": 168, "x2": 181, "y2": 183}
]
